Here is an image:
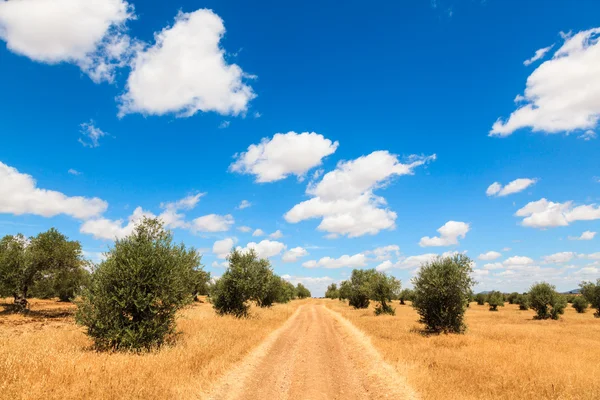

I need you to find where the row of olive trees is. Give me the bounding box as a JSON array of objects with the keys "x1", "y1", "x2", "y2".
[
  {"x1": 210, "y1": 248, "x2": 310, "y2": 318},
  {"x1": 332, "y1": 269, "x2": 401, "y2": 315},
  {"x1": 0, "y1": 229, "x2": 90, "y2": 308}
]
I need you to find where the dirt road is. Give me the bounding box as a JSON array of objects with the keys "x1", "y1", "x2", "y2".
[{"x1": 204, "y1": 303, "x2": 418, "y2": 400}]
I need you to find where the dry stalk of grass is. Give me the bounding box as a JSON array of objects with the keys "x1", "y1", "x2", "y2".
[
  {"x1": 0, "y1": 298, "x2": 304, "y2": 400},
  {"x1": 324, "y1": 299, "x2": 600, "y2": 400}
]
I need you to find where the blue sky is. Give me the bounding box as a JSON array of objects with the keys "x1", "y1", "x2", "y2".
[{"x1": 1, "y1": 0, "x2": 599, "y2": 296}]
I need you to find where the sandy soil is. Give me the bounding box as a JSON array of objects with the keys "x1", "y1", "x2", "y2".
[{"x1": 204, "y1": 303, "x2": 418, "y2": 400}]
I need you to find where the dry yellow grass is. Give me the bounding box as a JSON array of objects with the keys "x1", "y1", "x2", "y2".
[
  {"x1": 324, "y1": 299, "x2": 600, "y2": 400},
  {"x1": 0, "y1": 298, "x2": 304, "y2": 400}
]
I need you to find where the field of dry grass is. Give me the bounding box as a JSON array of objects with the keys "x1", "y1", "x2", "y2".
[
  {"x1": 0, "y1": 298, "x2": 304, "y2": 400},
  {"x1": 324, "y1": 299, "x2": 600, "y2": 400}
]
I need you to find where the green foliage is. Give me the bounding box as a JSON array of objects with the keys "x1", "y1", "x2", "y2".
[
  {"x1": 411, "y1": 254, "x2": 475, "y2": 334},
  {"x1": 474, "y1": 293, "x2": 486, "y2": 306},
  {"x1": 566, "y1": 295, "x2": 576, "y2": 304},
  {"x1": 189, "y1": 268, "x2": 211, "y2": 301},
  {"x1": 528, "y1": 282, "x2": 567, "y2": 320},
  {"x1": 399, "y1": 288, "x2": 414, "y2": 305},
  {"x1": 338, "y1": 280, "x2": 352, "y2": 300},
  {"x1": 580, "y1": 279, "x2": 600, "y2": 317},
  {"x1": 347, "y1": 269, "x2": 376, "y2": 309},
  {"x1": 572, "y1": 296, "x2": 588, "y2": 313},
  {"x1": 296, "y1": 283, "x2": 311, "y2": 299},
  {"x1": 370, "y1": 271, "x2": 400, "y2": 316},
  {"x1": 76, "y1": 218, "x2": 201, "y2": 351},
  {"x1": 325, "y1": 283, "x2": 339, "y2": 299},
  {"x1": 507, "y1": 292, "x2": 520, "y2": 305},
  {"x1": 487, "y1": 291, "x2": 505, "y2": 311},
  {"x1": 516, "y1": 294, "x2": 530, "y2": 310},
  {"x1": 0, "y1": 229, "x2": 86, "y2": 308}
]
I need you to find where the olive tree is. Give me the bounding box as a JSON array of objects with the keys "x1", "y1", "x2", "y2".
[
  {"x1": 296, "y1": 283, "x2": 311, "y2": 299},
  {"x1": 516, "y1": 294, "x2": 530, "y2": 310},
  {"x1": 572, "y1": 296, "x2": 588, "y2": 313},
  {"x1": 338, "y1": 280, "x2": 352, "y2": 301},
  {"x1": 370, "y1": 271, "x2": 401, "y2": 315},
  {"x1": 487, "y1": 291, "x2": 505, "y2": 311},
  {"x1": 412, "y1": 254, "x2": 475, "y2": 334},
  {"x1": 398, "y1": 288, "x2": 414, "y2": 305},
  {"x1": 580, "y1": 279, "x2": 600, "y2": 317},
  {"x1": 76, "y1": 218, "x2": 202, "y2": 351},
  {"x1": 325, "y1": 283, "x2": 339, "y2": 299},
  {"x1": 348, "y1": 269, "x2": 376, "y2": 309},
  {"x1": 528, "y1": 282, "x2": 566, "y2": 320},
  {"x1": 0, "y1": 229, "x2": 86, "y2": 309},
  {"x1": 474, "y1": 293, "x2": 486, "y2": 306}
]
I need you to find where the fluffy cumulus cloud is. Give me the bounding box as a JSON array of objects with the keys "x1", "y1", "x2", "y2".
[
  {"x1": 486, "y1": 178, "x2": 537, "y2": 197},
  {"x1": 269, "y1": 230, "x2": 283, "y2": 239},
  {"x1": 237, "y1": 226, "x2": 252, "y2": 233},
  {"x1": 0, "y1": 0, "x2": 135, "y2": 83},
  {"x1": 285, "y1": 151, "x2": 436, "y2": 237},
  {"x1": 80, "y1": 206, "x2": 151, "y2": 240},
  {"x1": 118, "y1": 9, "x2": 255, "y2": 117},
  {"x1": 191, "y1": 214, "x2": 234, "y2": 233},
  {"x1": 302, "y1": 253, "x2": 367, "y2": 269},
  {"x1": 376, "y1": 251, "x2": 459, "y2": 272},
  {"x1": 419, "y1": 221, "x2": 470, "y2": 247},
  {"x1": 230, "y1": 132, "x2": 339, "y2": 183},
  {"x1": 213, "y1": 237, "x2": 236, "y2": 259},
  {"x1": 282, "y1": 247, "x2": 308, "y2": 263},
  {"x1": 158, "y1": 193, "x2": 204, "y2": 229},
  {"x1": 515, "y1": 198, "x2": 600, "y2": 228},
  {"x1": 237, "y1": 240, "x2": 286, "y2": 259},
  {"x1": 366, "y1": 245, "x2": 400, "y2": 261},
  {"x1": 478, "y1": 251, "x2": 502, "y2": 261},
  {"x1": 569, "y1": 231, "x2": 596, "y2": 240},
  {"x1": 491, "y1": 28, "x2": 600, "y2": 137},
  {"x1": 503, "y1": 256, "x2": 535, "y2": 266},
  {"x1": 543, "y1": 252, "x2": 575, "y2": 264},
  {"x1": 252, "y1": 229, "x2": 265, "y2": 237},
  {"x1": 237, "y1": 200, "x2": 252, "y2": 209},
  {"x1": 0, "y1": 161, "x2": 107, "y2": 220}
]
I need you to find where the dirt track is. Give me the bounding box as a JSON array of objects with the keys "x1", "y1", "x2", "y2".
[{"x1": 204, "y1": 303, "x2": 418, "y2": 400}]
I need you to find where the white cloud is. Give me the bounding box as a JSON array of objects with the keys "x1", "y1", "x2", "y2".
[
  {"x1": 478, "y1": 251, "x2": 502, "y2": 261},
  {"x1": 543, "y1": 252, "x2": 575, "y2": 264},
  {"x1": 158, "y1": 193, "x2": 204, "y2": 229},
  {"x1": 237, "y1": 200, "x2": 252, "y2": 209},
  {"x1": 213, "y1": 237, "x2": 236, "y2": 259},
  {"x1": 0, "y1": 161, "x2": 107, "y2": 220},
  {"x1": 523, "y1": 44, "x2": 554, "y2": 66},
  {"x1": 515, "y1": 198, "x2": 600, "y2": 228},
  {"x1": 237, "y1": 240, "x2": 286, "y2": 259},
  {"x1": 473, "y1": 269, "x2": 490, "y2": 277},
  {"x1": 486, "y1": 178, "x2": 537, "y2": 197},
  {"x1": 419, "y1": 221, "x2": 470, "y2": 247},
  {"x1": 68, "y1": 169, "x2": 81, "y2": 176},
  {"x1": 80, "y1": 206, "x2": 152, "y2": 240},
  {"x1": 0, "y1": 0, "x2": 135, "y2": 83},
  {"x1": 285, "y1": 151, "x2": 436, "y2": 237},
  {"x1": 230, "y1": 132, "x2": 338, "y2": 183},
  {"x1": 237, "y1": 226, "x2": 252, "y2": 233},
  {"x1": 79, "y1": 121, "x2": 109, "y2": 148},
  {"x1": 192, "y1": 214, "x2": 234, "y2": 233},
  {"x1": 302, "y1": 253, "x2": 367, "y2": 269},
  {"x1": 282, "y1": 247, "x2": 308, "y2": 263},
  {"x1": 569, "y1": 230, "x2": 597, "y2": 241},
  {"x1": 252, "y1": 228, "x2": 265, "y2": 237},
  {"x1": 491, "y1": 28, "x2": 600, "y2": 137},
  {"x1": 503, "y1": 256, "x2": 535, "y2": 266},
  {"x1": 211, "y1": 260, "x2": 229, "y2": 268},
  {"x1": 269, "y1": 230, "x2": 283, "y2": 239},
  {"x1": 578, "y1": 252, "x2": 600, "y2": 261},
  {"x1": 218, "y1": 121, "x2": 230, "y2": 129},
  {"x1": 579, "y1": 130, "x2": 597, "y2": 141},
  {"x1": 483, "y1": 262, "x2": 504, "y2": 270},
  {"x1": 366, "y1": 245, "x2": 400, "y2": 261},
  {"x1": 118, "y1": 9, "x2": 255, "y2": 117}
]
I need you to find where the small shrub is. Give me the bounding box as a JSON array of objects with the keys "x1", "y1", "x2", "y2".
[
  {"x1": 487, "y1": 291, "x2": 504, "y2": 311},
  {"x1": 572, "y1": 296, "x2": 588, "y2": 313},
  {"x1": 580, "y1": 279, "x2": 600, "y2": 317},
  {"x1": 507, "y1": 292, "x2": 519, "y2": 304},
  {"x1": 412, "y1": 254, "x2": 475, "y2": 334},
  {"x1": 529, "y1": 282, "x2": 567, "y2": 320},
  {"x1": 516, "y1": 294, "x2": 530, "y2": 310}
]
